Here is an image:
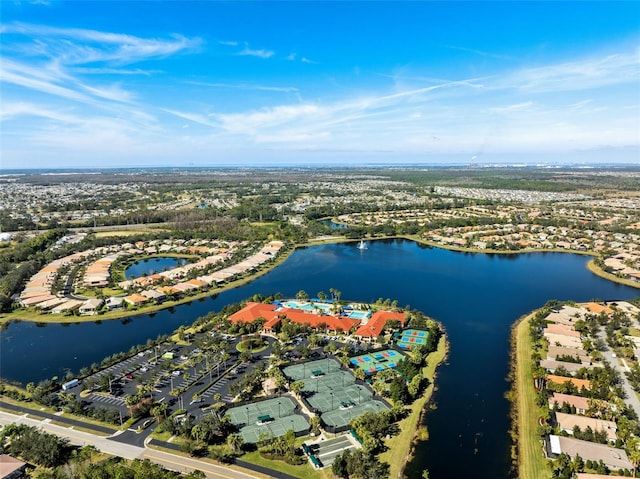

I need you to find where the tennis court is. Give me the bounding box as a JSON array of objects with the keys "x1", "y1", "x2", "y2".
[
  {"x1": 306, "y1": 383, "x2": 372, "y2": 413},
  {"x1": 227, "y1": 396, "x2": 297, "y2": 426},
  {"x1": 238, "y1": 414, "x2": 310, "y2": 444},
  {"x1": 226, "y1": 396, "x2": 310, "y2": 444},
  {"x1": 321, "y1": 400, "x2": 388, "y2": 428},
  {"x1": 283, "y1": 357, "x2": 342, "y2": 382},
  {"x1": 306, "y1": 434, "x2": 359, "y2": 468},
  {"x1": 397, "y1": 329, "x2": 429, "y2": 350},
  {"x1": 349, "y1": 349, "x2": 405, "y2": 374}
]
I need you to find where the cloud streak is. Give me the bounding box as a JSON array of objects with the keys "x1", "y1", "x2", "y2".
[{"x1": 237, "y1": 44, "x2": 274, "y2": 59}]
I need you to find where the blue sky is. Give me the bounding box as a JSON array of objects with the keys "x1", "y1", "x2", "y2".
[{"x1": 1, "y1": 1, "x2": 639, "y2": 169}]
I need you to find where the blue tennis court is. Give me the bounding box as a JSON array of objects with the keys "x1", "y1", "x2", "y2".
[
  {"x1": 397, "y1": 329, "x2": 429, "y2": 350},
  {"x1": 350, "y1": 349, "x2": 405, "y2": 375}
]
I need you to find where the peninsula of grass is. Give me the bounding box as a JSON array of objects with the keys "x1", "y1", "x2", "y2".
[
  {"x1": 511, "y1": 312, "x2": 549, "y2": 479},
  {"x1": 380, "y1": 334, "x2": 448, "y2": 478}
]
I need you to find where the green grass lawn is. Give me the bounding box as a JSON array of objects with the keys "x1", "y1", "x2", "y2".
[
  {"x1": 241, "y1": 450, "x2": 326, "y2": 479},
  {"x1": 515, "y1": 314, "x2": 550, "y2": 479},
  {"x1": 379, "y1": 334, "x2": 448, "y2": 478}
]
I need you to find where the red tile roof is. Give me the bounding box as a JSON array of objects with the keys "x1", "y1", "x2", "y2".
[
  {"x1": 354, "y1": 310, "x2": 405, "y2": 337},
  {"x1": 229, "y1": 302, "x2": 278, "y2": 323},
  {"x1": 228, "y1": 302, "x2": 359, "y2": 332}
]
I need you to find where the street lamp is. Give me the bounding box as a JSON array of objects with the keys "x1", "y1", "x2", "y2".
[{"x1": 278, "y1": 400, "x2": 281, "y2": 418}]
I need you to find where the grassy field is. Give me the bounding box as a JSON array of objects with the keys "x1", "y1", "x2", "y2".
[
  {"x1": 514, "y1": 313, "x2": 549, "y2": 479},
  {"x1": 94, "y1": 229, "x2": 168, "y2": 238},
  {"x1": 379, "y1": 334, "x2": 448, "y2": 478},
  {"x1": 241, "y1": 450, "x2": 327, "y2": 479}
]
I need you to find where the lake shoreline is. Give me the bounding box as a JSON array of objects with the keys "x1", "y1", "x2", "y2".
[{"x1": 3, "y1": 235, "x2": 637, "y2": 326}]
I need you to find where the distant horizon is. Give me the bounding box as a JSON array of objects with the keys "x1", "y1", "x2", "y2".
[
  {"x1": 3, "y1": 161, "x2": 640, "y2": 174},
  {"x1": 1, "y1": 1, "x2": 638, "y2": 168}
]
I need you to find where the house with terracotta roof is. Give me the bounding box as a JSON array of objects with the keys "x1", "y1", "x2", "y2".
[
  {"x1": 229, "y1": 302, "x2": 278, "y2": 324},
  {"x1": 547, "y1": 375, "x2": 591, "y2": 391},
  {"x1": 585, "y1": 302, "x2": 614, "y2": 316},
  {"x1": 124, "y1": 293, "x2": 148, "y2": 307}
]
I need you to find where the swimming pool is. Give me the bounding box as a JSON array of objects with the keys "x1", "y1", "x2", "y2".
[
  {"x1": 282, "y1": 300, "x2": 331, "y2": 312},
  {"x1": 347, "y1": 311, "x2": 371, "y2": 320}
]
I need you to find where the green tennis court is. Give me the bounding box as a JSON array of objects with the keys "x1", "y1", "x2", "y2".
[
  {"x1": 239, "y1": 414, "x2": 310, "y2": 444},
  {"x1": 321, "y1": 400, "x2": 389, "y2": 428},
  {"x1": 226, "y1": 396, "x2": 310, "y2": 443},
  {"x1": 227, "y1": 396, "x2": 297, "y2": 426},
  {"x1": 283, "y1": 357, "x2": 342, "y2": 381},
  {"x1": 301, "y1": 370, "x2": 356, "y2": 394},
  {"x1": 306, "y1": 383, "x2": 372, "y2": 414}
]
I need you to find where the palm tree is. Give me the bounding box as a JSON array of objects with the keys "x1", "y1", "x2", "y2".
[
  {"x1": 227, "y1": 433, "x2": 244, "y2": 452},
  {"x1": 124, "y1": 394, "x2": 137, "y2": 417},
  {"x1": 290, "y1": 381, "x2": 304, "y2": 396}
]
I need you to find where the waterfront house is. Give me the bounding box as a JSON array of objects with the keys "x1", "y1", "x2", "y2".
[
  {"x1": 105, "y1": 297, "x2": 125, "y2": 311},
  {"x1": 554, "y1": 412, "x2": 617, "y2": 441},
  {"x1": 546, "y1": 375, "x2": 592, "y2": 391},
  {"x1": 540, "y1": 359, "x2": 600, "y2": 375},
  {"x1": 544, "y1": 333, "x2": 583, "y2": 349},
  {"x1": 546, "y1": 435, "x2": 632, "y2": 471},
  {"x1": 543, "y1": 324, "x2": 581, "y2": 338},
  {"x1": 548, "y1": 393, "x2": 590, "y2": 414},
  {"x1": 547, "y1": 345, "x2": 591, "y2": 363},
  {"x1": 124, "y1": 293, "x2": 148, "y2": 307},
  {"x1": 79, "y1": 298, "x2": 104, "y2": 315}
]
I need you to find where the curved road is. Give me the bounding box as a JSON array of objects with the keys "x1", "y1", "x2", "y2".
[{"x1": 0, "y1": 409, "x2": 258, "y2": 479}]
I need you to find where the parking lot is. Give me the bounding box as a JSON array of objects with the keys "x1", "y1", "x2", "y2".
[{"x1": 69, "y1": 332, "x2": 276, "y2": 423}]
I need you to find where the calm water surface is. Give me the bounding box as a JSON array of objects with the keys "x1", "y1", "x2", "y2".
[
  {"x1": 125, "y1": 256, "x2": 188, "y2": 279},
  {"x1": 2, "y1": 239, "x2": 637, "y2": 478}
]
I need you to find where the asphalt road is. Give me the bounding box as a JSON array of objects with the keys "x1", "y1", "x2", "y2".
[
  {"x1": 0, "y1": 408, "x2": 260, "y2": 479},
  {"x1": 596, "y1": 329, "x2": 640, "y2": 418}
]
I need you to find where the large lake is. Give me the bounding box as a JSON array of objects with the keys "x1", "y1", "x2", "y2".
[{"x1": 1, "y1": 239, "x2": 637, "y2": 478}]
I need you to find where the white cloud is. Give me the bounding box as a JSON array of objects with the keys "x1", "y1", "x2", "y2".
[
  {"x1": 186, "y1": 80, "x2": 299, "y2": 93},
  {"x1": 218, "y1": 40, "x2": 238, "y2": 47},
  {"x1": 501, "y1": 50, "x2": 640, "y2": 92},
  {"x1": 237, "y1": 44, "x2": 274, "y2": 59},
  {"x1": 2, "y1": 22, "x2": 201, "y2": 65}
]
